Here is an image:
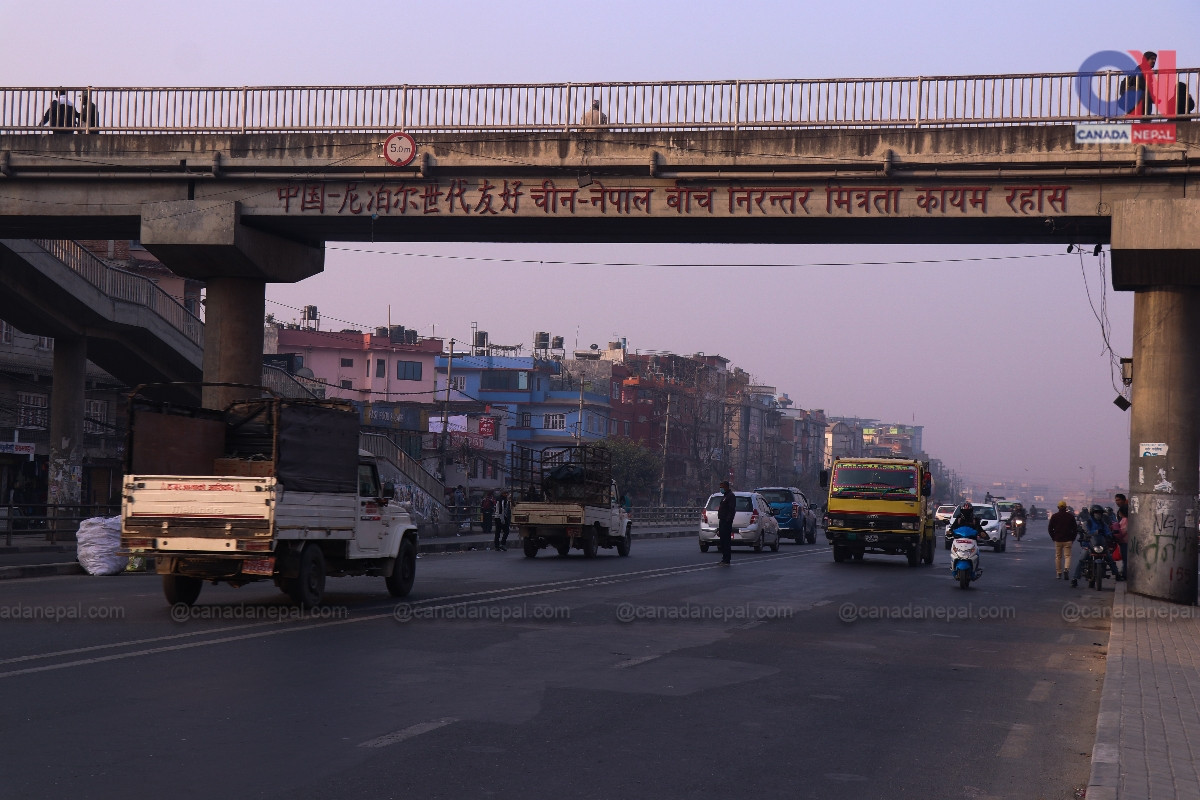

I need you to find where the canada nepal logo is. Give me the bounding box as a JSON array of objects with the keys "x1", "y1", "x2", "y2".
[{"x1": 1074, "y1": 49, "x2": 1178, "y2": 144}]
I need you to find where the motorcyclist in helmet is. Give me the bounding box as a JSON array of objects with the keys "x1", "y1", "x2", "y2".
[
  {"x1": 950, "y1": 501, "x2": 985, "y2": 537},
  {"x1": 1071, "y1": 504, "x2": 1122, "y2": 587}
]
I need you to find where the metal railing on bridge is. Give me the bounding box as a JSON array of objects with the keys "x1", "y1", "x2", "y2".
[
  {"x1": 30, "y1": 239, "x2": 203, "y2": 348},
  {"x1": 1, "y1": 72, "x2": 1196, "y2": 134}
]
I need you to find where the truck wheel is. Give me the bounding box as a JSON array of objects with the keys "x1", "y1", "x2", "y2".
[
  {"x1": 555, "y1": 540, "x2": 571, "y2": 557},
  {"x1": 616, "y1": 530, "x2": 631, "y2": 557},
  {"x1": 833, "y1": 545, "x2": 847, "y2": 563},
  {"x1": 922, "y1": 538, "x2": 935, "y2": 565},
  {"x1": 582, "y1": 530, "x2": 598, "y2": 558},
  {"x1": 524, "y1": 539, "x2": 540, "y2": 558},
  {"x1": 700, "y1": 542, "x2": 710, "y2": 553},
  {"x1": 385, "y1": 538, "x2": 417, "y2": 598},
  {"x1": 907, "y1": 546, "x2": 920, "y2": 567},
  {"x1": 289, "y1": 545, "x2": 326, "y2": 608},
  {"x1": 163, "y1": 574, "x2": 202, "y2": 606},
  {"x1": 852, "y1": 550, "x2": 864, "y2": 561}
]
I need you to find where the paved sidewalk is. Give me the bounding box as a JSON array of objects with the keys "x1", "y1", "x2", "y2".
[{"x1": 1089, "y1": 582, "x2": 1200, "y2": 800}]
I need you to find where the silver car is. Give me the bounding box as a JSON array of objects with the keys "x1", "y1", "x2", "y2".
[{"x1": 699, "y1": 491, "x2": 781, "y2": 553}]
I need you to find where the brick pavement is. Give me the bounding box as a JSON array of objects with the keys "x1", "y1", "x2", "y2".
[{"x1": 1088, "y1": 582, "x2": 1200, "y2": 800}]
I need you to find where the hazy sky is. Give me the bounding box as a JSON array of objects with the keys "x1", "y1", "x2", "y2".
[{"x1": 5, "y1": 0, "x2": 1197, "y2": 495}]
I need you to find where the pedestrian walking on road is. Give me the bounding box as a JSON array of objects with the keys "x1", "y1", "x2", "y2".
[
  {"x1": 480, "y1": 490, "x2": 496, "y2": 536},
  {"x1": 1048, "y1": 500, "x2": 1077, "y2": 580},
  {"x1": 493, "y1": 491, "x2": 512, "y2": 551},
  {"x1": 716, "y1": 481, "x2": 735, "y2": 565}
]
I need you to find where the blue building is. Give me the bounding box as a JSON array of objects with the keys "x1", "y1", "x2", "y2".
[{"x1": 433, "y1": 354, "x2": 611, "y2": 479}]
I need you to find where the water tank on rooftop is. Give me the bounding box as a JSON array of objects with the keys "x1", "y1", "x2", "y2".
[
  {"x1": 302, "y1": 305, "x2": 319, "y2": 321},
  {"x1": 551, "y1": 335, "x2": 564, "y2": 350},
  {"x1": 389, "y1": 325, "x2": 406, "y2": 343},
  {"x1": 534, "y1": 331, "x2": 551, "y2": 349},
  {"x1": 474, "y1": 331, "x2": 489, "y2": 348},
  {"x1": 375, "y1": 327, "x2": 389, "y2": 338}
]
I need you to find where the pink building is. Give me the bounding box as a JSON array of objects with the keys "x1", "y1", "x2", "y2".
[{"x1": 274, "y1": 327, "x2": 443, "y2": 403}]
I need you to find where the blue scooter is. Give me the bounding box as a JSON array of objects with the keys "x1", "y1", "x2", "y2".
[{"x1": 949, "y1": 525, "x2": 984, "y2": 589}]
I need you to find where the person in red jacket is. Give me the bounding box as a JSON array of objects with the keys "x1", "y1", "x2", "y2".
[{"x1": 1048, "y1": 500, "x2": 1078, "y2": 580}]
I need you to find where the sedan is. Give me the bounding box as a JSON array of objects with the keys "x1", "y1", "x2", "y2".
[{"x1": 699, "y1": 491, "x2": 782, "y2": 553}]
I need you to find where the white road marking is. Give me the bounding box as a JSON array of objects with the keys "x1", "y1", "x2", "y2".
[
  {"x1": 997, "y1": 723, "x2": 1031, "y2": 758},
  {"x1": 613, "y1": 654, "x2": 661, "y2": 669},
  {"x1": 358, "y1": 718, "x2": 458, "y2": 748},
  {"x1": 0, "y1": 550, "x2": 822, "y2": 679},
  {"x1": 1027, "y1": 680, "x2": 1052, "y2": 702}
]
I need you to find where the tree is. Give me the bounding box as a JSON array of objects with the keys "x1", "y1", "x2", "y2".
[{"x1": 604, "y1": 436, "x2": 661, "y2": 503}]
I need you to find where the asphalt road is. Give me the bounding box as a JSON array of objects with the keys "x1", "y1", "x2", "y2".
[{"x1": 0, "y1": 531, "x2": 1111, "y2": 800}]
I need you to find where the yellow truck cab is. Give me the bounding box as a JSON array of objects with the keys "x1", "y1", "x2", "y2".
[{"x1": 820, "y1": 457, "x2": 935, "y2": 566}]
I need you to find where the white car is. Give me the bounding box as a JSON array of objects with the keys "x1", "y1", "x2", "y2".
[
  {"x1": 699, "y1": 491, "x2": 781, "y2": 553},
  {"x1": 944, "y1": 501, "x2": 1006, "y2": 552},
  {"x1": 934, "y1": 504, "x2": 957, "y2": 528}
]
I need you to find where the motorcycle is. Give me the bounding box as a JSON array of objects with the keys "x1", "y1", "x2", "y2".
[
  {"x1": 1011, "y1": 517, "x2": 1026, "y2": 541},
  {"x1": 949, "y1": 525, "x2": 984, "y2": 589},
  {"x1": 1080, "y1": 533, "x2": 1115, "y2": 591}
]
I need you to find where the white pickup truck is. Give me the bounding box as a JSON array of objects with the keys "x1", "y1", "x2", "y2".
[
  {"x1": 511, "y1": 444, "x2": 632, "y2": 558},
  {"x1": 120, "y1": 395, "x2": 418, "y2": 607}
]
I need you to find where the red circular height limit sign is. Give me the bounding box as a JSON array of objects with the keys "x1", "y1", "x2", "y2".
[{"x1": 383, "y1": 131, "x2": 417, "y2": 167}]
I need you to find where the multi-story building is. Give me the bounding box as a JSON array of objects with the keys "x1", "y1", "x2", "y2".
[
  {"x1": 430, "y1": 353, "x2": 608, "y2": 488},
  {"x1": 270, "y1": 324, "x2": 444, "y2": 460}
]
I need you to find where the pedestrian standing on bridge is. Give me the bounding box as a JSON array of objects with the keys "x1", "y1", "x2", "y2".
[
  {"x1": 80, "y1": 88, "x2": 99, "y2": 131},
  {"x1": 716, "y1": 481, "x2": 735, "y2": 566},
  {"x1": 1119, "y1": 51, "x2": 1156, "y2": 117},
  {"x1": 39, "y1": 89, "x2": 78, "y2": 133},
  {"x1": 1048, "y1": 501, "x2": 1077, "y2": 580},
  {"x1": 493, "y1": 491, "x2": 511, "y2": 551},
  {"x1": 580, "y1": 98, "x2": 607, "y2": 127}
]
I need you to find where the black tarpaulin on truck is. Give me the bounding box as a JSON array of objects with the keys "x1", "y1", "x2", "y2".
[
  {"x1": 274, "y1": 402, "x2": 360, "y2": 494},
  {"x1": 221, "y1": 399, "x2": 360, "y2": 494}
]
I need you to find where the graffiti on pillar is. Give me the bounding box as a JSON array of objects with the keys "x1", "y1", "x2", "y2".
[
  {"x1": 1153, "y1": 467, "x2": 1174, "y2": 492},
  {"x1": 1136, "y1": 501, "x2": 1198, "y2": 574}
]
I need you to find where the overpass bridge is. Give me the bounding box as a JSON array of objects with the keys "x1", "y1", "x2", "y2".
[{"x1": 1, "y1": 69, "x2": 1198, "y2": 601}]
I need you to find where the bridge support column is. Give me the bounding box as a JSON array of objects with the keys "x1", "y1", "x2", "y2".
[
  {"x1": 1113, "y1": 199, "x2": 1200, "y2": 604},
  {"x1": 201, "y1": 277, "x2": 266, "y2": 410},
  {"x1": 139, "y1": 200, "x2": 324, "y2": 410},
  {"x1": 48, "y1": 336, "x2": 86, "y2": 532}
]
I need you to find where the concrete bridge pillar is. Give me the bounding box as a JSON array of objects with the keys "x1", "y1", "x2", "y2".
[
  {"x1": 1112, "y1": 199, "x2": 1200, "y2": 604},
  {"x1": 48, "y1": 335, "x2": 86, "y2": 517},
  {"x1": 201, "y1": 277, "x2": 267, "y2": 410},
  {"x1": 139, "y1": 200, "x2": 324, "y2": 410}
]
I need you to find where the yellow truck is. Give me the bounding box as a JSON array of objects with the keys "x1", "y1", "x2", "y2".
[{"x1": 820, "y1": 457, "x2": 935, "y2": 566}]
